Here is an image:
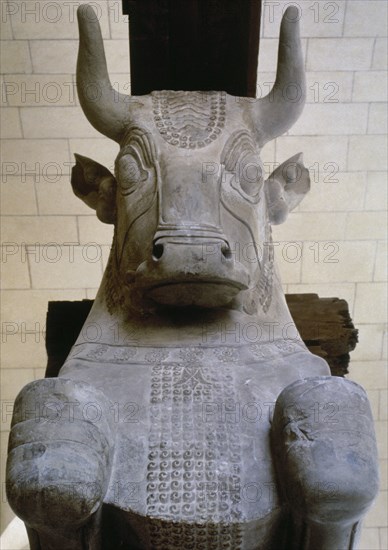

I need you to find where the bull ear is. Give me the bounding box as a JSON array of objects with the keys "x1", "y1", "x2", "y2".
[
  {"x1": 265, "y1": 153, "x2": 310, "y2": 225},
  {"x1": 71, "y1": 154, "x2": 116, "y2": 224}
]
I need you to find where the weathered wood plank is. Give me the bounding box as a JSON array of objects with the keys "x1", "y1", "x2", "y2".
[{"x1": 286, "y1": 293, "x2": 358, "y2": 376}]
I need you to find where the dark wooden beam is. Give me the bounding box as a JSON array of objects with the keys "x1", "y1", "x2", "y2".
[{"x1": 122, "y1": 0, "x2": 261, "y2": 97}]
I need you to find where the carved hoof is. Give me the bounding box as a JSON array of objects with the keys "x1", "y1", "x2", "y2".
[
  {"x1": 271, "y1": 376, "x2": 379, "y2": 525},
  {"x1": 6, "y1": 378, "x2": 114, "y2": 531}
]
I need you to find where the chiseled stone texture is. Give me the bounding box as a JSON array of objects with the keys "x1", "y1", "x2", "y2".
[{"x1": 0, "y1": 108, "x2": 22, "y2": 139}]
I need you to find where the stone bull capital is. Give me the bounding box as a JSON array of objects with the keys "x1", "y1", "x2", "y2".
[{"x1": 6, "y1": 4, "x2": 378, "y2": 550}]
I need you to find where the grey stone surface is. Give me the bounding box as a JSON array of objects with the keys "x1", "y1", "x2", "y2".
[
  {"x1": 272, "y1": 376, "x2": 379, "y2": 549},
  {"x1": 6, "y1": 4, "x2": 378, "y2": 549}
]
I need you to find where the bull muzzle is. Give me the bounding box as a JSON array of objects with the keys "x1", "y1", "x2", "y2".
[{"x1": 130, "y1": 230, "x2": 250, "y2": 308}]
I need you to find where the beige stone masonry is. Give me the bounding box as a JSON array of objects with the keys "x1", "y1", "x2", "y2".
[
  {"x1": 0, "y1": 176, "x2": 38, "y2": 215},
  {"x1": 346, "y1": 212, "x2": 387, "y2": 240},
  {"x1": 354, "y1": 283, "x2": 387, "y2": 324},
  {"x1": 348, "y1": 135, "x2": 387, "y2": 171},
  {"x1": 301, "y1": 240, "x2": 376, "y2": 283},
  {"x1": 28, "y1": 244, "x2": 104, "y2": 289},
  {"x1": 305, "y1": 70, "x2": 354, "y2": 103},
  {"x1": 307, "y1": 38, "x2": 374, "y2": 71},
  {"x1": 20, "y1": 106, "x2": 101, "y2": 138},
  {"x1": 374, "y1": 241, "x2": 387, "y2": 282},
  {"x1": 9, "y1": 0, "x2": 110, "y2": 40},
  {"x1": 275, "y1": 135, "x2": 348, "y2": 169},
  {"x1": 77, "y1": 215, "x2": 114, "y2": 246},
  {"x1": 344, "y1": 1, "x2": 388, "y2": 37},
  {"x1": 353, "y1": 71, "x2": 388, "y2": 103},
  {"x1": 0, "y1": 107, "x2": 22, "y2": 138},
  {"x1": 369, "y1": 104, "x2": 388, "y2": 135},
  {"x1": 372, "y1": 38, "x2": 388, "y2": 70},
  {"x1": 3, "y1": 74, "x2": 76, "y2": 107},
  {"x1": 1, "y1": 138, "x2": 71, "y2": 173},
  {"x1": 273, "y1": 211, "x2": 347, "y2": 241},
  {"x1": 35, "y1": 175, "x2": 93, "y2": 215},
  {"x1": 351, "y1": 325, "x2": 385, "y2": 361},
  {"x1": 107, "y1": 0, "x2": 130, "y2": 39},
  {"x1": 0, "y1": 40, "x2": 32, "y2": 74},
  {"x1": 298, "y1": 171, "x2": 366, "y2": 212},
  {"x1": 30, "y1": 40, "x2": 79, "y2": 73},
  {"x1": 1, "y1": 215, "x2": 78, "y2": 244},
  {"x1": 0, "y1": 245, "x2": 31, "y2": 289},
  {"x1": 364, "y1": 172, "x2": 388, "y2": 210},
  {"x1": 289, "y1": 102, "x2": 368, "y2": 135}
]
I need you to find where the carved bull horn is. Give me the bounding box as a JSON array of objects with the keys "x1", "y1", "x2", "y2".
[
  {"x1": 76, "y1": 5, "x2": 131, "y2": 143},
  {"x1": 255, "y1": 6, "x2": 306, "y2": 146}
]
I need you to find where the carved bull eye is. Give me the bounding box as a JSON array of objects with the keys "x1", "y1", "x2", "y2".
[
  {"x1": 222, "y1": 131, "x2": 263, "y2": 204},
  {"x1": 116, "y1": 150, "x2": 148, "y2": 194},
  {"x1": 237, "y1": 152, "x2": 264, "y2": 197}
]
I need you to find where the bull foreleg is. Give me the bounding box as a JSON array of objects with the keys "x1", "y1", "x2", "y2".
[
  {"x1": 6, "y1": 378, "x2": 114, "y2": 550},
  {"x1": 271, "y1": 376, "x2": 379, "y2": 550}
]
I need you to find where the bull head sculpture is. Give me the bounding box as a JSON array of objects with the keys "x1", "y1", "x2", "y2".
[{"x1": 72, "y1": 5, "x2": 310, "y2": 315}]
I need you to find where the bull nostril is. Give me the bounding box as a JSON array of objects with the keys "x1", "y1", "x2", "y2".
[
  {"x1": 152, "y1": 243, "x2": 164, "y2": 261},
  {"x1": 221, "y1": 244, "x2": 232, "y2": 260}
]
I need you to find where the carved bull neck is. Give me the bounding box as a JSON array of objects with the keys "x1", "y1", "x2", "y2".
[{"x1": 73, "y1": 253, "x2": 293, "y2": 350}]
